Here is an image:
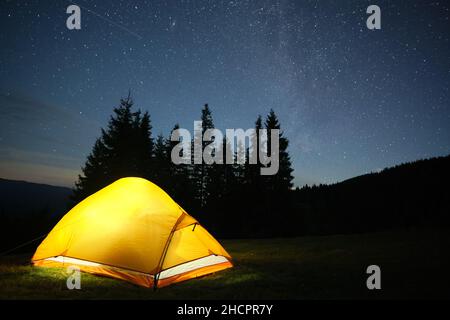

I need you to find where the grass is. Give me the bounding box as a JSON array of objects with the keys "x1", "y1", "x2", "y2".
[{"x1": 1, "y1": 229, "x2": 449, "y2": 299}]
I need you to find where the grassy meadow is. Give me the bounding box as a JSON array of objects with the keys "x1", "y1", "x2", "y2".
[{"x1": 1, "y1": 229, "x2": 449, "y2": 299}]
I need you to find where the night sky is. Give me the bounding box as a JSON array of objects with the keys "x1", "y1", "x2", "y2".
[{"x1": 0, "y1": 0, "x2": 449, "y2": 187}]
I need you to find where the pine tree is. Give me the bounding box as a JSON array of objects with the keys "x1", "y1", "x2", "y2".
[
  {"x1": 193, "y1": 103, "x2": 215, "y2": 209},
  {"x1": 238, "y1": 115, "x2": 264, "y2": 235},
  {"x1": 138, "y1": 111, "x2": 154, "y2": 178},
  {"x1": 245, "y1": 115, "x2": 263, "y2": 188},
  {"x1": 221, "y1": 136, "x2": 236, "y2": 195},
  {"x1": 165, "y1": 124, "x2": 193, "y2": 206},
  {"x1": 206, "y1": 136, "x2": 242, "y2": 236},
  {"x1": 262, "y1": 109, "x2": 295, "y2": 236},
  {"x1": 153, "y1": 134, "x2": 169, "y2": 189},
  {"x1": 264, "y1": 109, "x2": 294, "y2": 191},
  {"x1": 72, "y1": 94, "x2": 153, "y2": 202},
  {"x1": 72, "y1": 139, "x2": 109, "y2": 201}
]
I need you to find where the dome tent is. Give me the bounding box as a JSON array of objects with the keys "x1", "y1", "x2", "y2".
[{"x1": 32, "y1": 177, "x2": 232, "y2": 288}]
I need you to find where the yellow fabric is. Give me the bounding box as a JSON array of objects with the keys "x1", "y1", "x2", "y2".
[
  {"x1": 32, "y1": 177, "x2": 232, "y2": 287},
  {"x1": 162, "y1": 225, "x2": 231, "y2": 271}
]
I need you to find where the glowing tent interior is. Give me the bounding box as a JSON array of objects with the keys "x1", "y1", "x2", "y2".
[{"x1": 32, "y1": 177, "x2": 233, "y2": 288}]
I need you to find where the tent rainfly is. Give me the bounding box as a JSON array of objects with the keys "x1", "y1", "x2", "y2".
[{"x1": 32, "y1": 177, "x2": 232, "y2": 288}]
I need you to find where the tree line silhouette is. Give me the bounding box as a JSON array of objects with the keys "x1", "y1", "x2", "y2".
[
  {"x1": 291, "y1": 155, "x2": 450, "y2": 235},
  {"x1": 72, "y1": 95, "x2": 294, "y2": 238},
  {"x1": 1, "y1": 96, "x2": 449, "y2": 255},
  {"x1": 71, "y1": 95, "x2": 450, "y2": 239}
]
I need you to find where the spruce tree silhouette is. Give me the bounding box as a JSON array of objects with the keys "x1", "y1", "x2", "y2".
[
  {"x1": 193, "y1": 104, "x2": 215, "y2": 210},
  {"x1": 164, "y1": 124, "x2": 195, "y2": 209},
  {"x1": 240, "y1": 115, "x2": 265, "y2": 235},
  {"x1": 71, "y1": 102, "x2": 298, "y2": 237},
  {"x1": 153, "y1": 134, "x2": 170, "y2": 190},
  {"x1": 259, "y1": 109, "x2": 295, "y2": 236},
  {"x1": 245, "y1": 115, "x2": 263, "y2": 189},
  {"x1": 72, "y1": 94, "x2": 153, "y2": 202},
  {"x1": 264, "y1": 109, "x2": 294, "y2": 191}
]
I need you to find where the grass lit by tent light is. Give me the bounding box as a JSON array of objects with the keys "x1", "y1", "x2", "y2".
[{"x1": 1, "y1": 229, "x2": 450, "y2": 299}]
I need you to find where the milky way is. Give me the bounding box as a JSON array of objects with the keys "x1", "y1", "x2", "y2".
[{"x1": 0, "y1": 0, "x2": 449, "y2": 187}]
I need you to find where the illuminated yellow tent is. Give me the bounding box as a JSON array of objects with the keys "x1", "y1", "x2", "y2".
[{"x1": 32, "y1": 177, "x2": 232, "y2": 288}]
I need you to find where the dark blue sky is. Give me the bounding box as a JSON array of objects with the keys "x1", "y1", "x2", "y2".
[{"x1": 0, "y1": 0, "x2": 449, "y2": 187}]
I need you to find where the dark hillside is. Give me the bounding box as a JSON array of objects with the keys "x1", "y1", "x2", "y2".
[{"x1": 292, "y1": 155, "x2": 450, "y2": 235}]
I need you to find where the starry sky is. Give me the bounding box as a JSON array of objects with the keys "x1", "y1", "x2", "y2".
[{"x1": 0, "y1": 0, "x2": 449, "y2": 187}]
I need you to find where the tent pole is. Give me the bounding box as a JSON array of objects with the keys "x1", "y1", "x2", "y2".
[{"x1": 153, "y1": 213, "x2": 185, "y2": 290}]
